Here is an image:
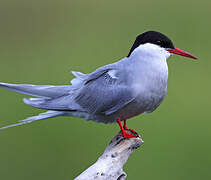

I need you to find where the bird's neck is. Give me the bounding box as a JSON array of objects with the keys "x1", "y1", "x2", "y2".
[
  {"x1": 129, "y1": 43, "x2": 171, "y2": 63},
  {"x1": 127, "y1": 43, "x2": 169, "y2": 87}
]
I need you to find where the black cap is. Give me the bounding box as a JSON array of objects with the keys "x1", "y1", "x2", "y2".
[{"x1": 127, "y1": 31, "x2": 175, "y2": 57}]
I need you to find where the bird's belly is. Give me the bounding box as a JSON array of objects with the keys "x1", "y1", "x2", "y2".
[
  {"x1": 136, "y1": 88, "x2": 167, "y2": 113},
  {"x1": 101, "y1": 75, "x2": 168, "y2": 121},
  {"x1": 121, "y1": 91, "x2": 166, "y2": 118},
  {"x1": 120, "y1": 77, "x2": 168, "y2": 118}
]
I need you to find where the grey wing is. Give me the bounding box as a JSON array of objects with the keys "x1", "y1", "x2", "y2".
[
  {"x1": 21, "y1": 61, "x2": 136, "y2": 114},
  {"x1": 74, "y1": 67, "x2": 136, "y2": 115}
]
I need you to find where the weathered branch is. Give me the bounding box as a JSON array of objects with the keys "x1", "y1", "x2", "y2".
[{"x1": 74, "y1": 131, "x2": 144, "y2": 180}]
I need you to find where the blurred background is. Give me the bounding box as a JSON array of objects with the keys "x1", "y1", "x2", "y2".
[{"x1": 0, "y1": 0, "x2": 210, "y2": 179}]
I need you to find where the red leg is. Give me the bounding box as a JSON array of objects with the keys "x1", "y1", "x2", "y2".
[
  {"x1": 123, "y1": 119, "x2": 136, "y2": 134},
  {"x1": 116, "y1": 118, "x2": 137, "y2": 139}
]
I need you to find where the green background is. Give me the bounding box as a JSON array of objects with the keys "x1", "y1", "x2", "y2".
[{"x1": 0, "y1": 0, "x2": 210, "y2": 179}]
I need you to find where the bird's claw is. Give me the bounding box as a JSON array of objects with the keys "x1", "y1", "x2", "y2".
[
  {"x1": 117, "y1": 118, "x2": 138, "y2": 139},
  {"x1": 122, "y1": 130, "x2": 138, "y2": 139},
  {"x1": 124, "y1": 127, "x2": 136, "y2": 135}
]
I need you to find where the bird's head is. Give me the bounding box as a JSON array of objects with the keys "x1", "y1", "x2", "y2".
[{"x1": 127, "y1": 31, "x2": 197, "y2": 60}]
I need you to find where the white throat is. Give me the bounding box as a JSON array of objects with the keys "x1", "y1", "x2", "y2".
[
  {"x1": 127, "y1": 42, "x2": 169, "y2": 92},
  {"x1": 126, "y1": 43, "x2": 169, "y2": 109}
]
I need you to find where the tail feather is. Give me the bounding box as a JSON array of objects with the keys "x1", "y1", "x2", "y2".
[
  {"x1": 0, "y1": 111, "x2": 65, "y2": 130},
  {"x1": 0, "y1": 82, "x2": 71, "y2": 98}
]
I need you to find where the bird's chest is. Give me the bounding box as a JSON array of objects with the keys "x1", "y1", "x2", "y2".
[{"x1": 131, "y1": 60, "x2": 168, "y2": 113}]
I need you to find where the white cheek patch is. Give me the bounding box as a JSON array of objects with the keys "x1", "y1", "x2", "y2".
[{"x1": 133, "y1": 43, "x2": 171, "y2": 61}]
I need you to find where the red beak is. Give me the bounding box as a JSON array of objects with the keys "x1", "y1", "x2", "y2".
[{"x1": 167, "y1": 48, "x2": 197, "y2": 60}]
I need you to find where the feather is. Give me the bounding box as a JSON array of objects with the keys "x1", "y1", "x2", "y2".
[
  {"x1": 0, "y1": 111, "x2": 64, "y2": 130},
  {"x1": 0, "y1": 82, "x2": 71, "y2": 98},
  {"x1": 75, "y1": 67, "x2": 136, "y2": 115}
]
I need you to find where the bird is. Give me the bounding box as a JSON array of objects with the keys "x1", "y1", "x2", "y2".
[{"x1": 0, "y1": 31, "x2": 197, "y2": 138}]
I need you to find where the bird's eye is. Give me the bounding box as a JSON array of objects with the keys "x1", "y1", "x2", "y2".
[{"x1": 157, "y1": 40, "x2": 161, "y2": 44}]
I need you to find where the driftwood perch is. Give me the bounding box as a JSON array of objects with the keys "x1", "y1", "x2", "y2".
[{"x1": 75, "y1": 131, "x2": 144, "y2": 180}]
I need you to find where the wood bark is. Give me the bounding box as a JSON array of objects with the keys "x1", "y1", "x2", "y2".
[{"x1": 75, "y1": 131, "x2": 144, "y2": 180}]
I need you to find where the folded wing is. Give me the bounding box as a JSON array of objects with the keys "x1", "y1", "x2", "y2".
[
  {"x1": 0, "y1": 62, "x2": 136, "y2": 116},
  {"x1": 74, "y1": 66, "x2": 136, "y2": 115}
]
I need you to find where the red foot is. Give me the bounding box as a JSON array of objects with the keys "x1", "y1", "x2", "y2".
[
  {"x1": 123, "y1": 120, "x2": 136, "y2": 134},
  {"x1": 116, "y1": 118, "x2": 137, "y2": 139},
  {"x1": 121, "y1": 130, "x2": 137, "y2": 139}
]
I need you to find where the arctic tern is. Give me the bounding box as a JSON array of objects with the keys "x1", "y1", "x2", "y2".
[{"x1": 0, "y1": 31, "x2": 197, "y2": 138}]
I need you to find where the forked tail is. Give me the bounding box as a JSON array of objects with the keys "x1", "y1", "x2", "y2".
[
  {"x1": 0, "y1": 82, "x2": 71, "y2": 98},
  {"x1": 0, "y1": 110, "x2": 65, "y2": 130}
]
